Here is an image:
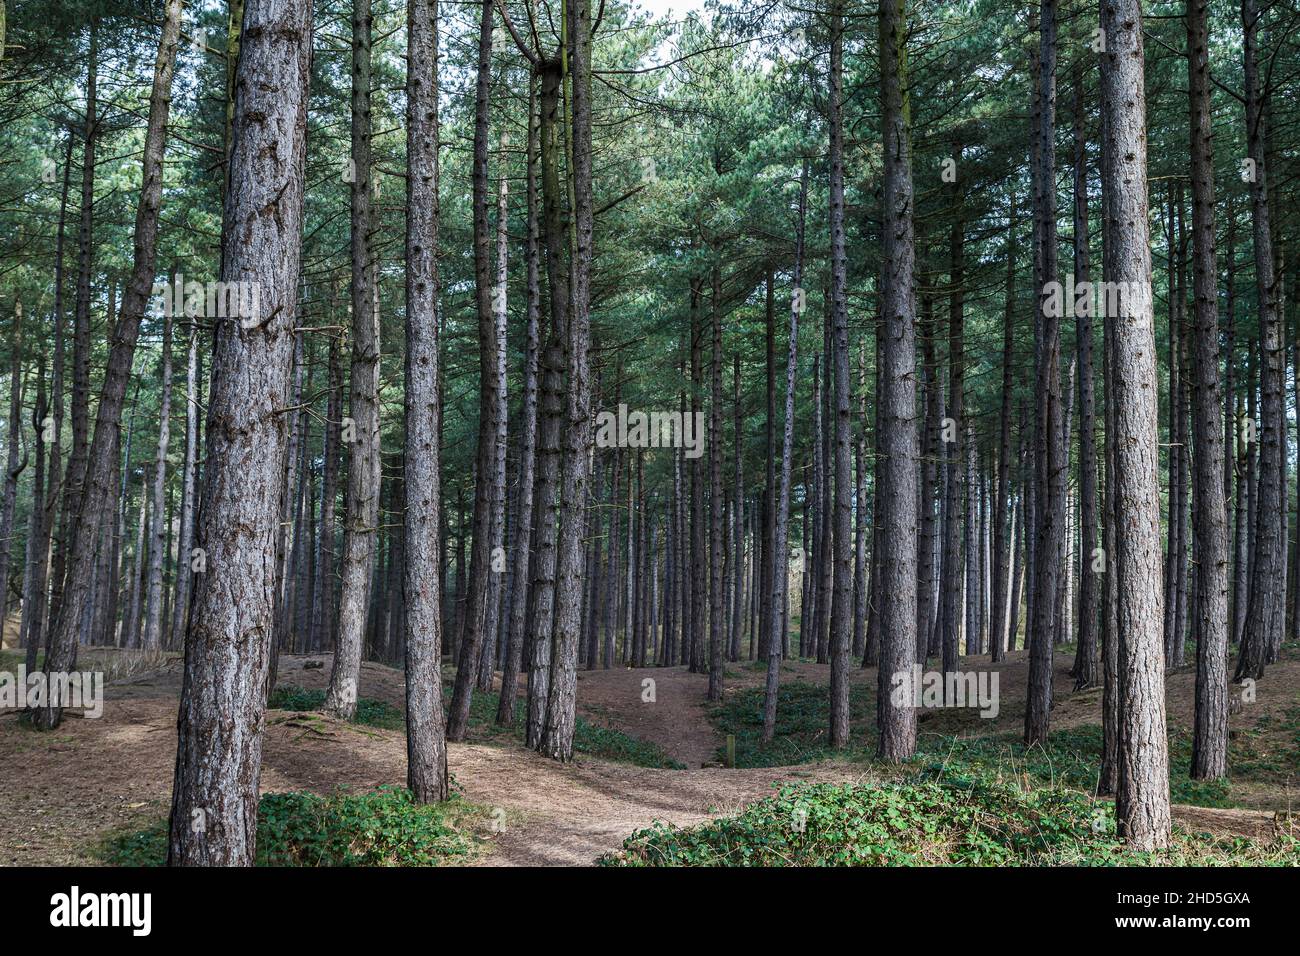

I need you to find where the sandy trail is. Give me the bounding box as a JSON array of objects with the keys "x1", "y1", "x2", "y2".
[{"x1": 2, "y1": 650, "x2": 1292, "y2": 865}]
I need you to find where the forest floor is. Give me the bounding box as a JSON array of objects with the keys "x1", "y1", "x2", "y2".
[{"x1": 2, "y1": 633, "x2": 1297, "y2": 865}]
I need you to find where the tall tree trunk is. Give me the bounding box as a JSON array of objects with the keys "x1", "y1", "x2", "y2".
[
  {"x1": 37, "y1": 0, "x2": 184, "y2": 730},
  {"x1": 327, "y1": 0, "x2": 380, "y2": 720},
  {"x1": 142, "y1": 309, "x2": 172, "y2": 649},
  {"x1": 1236, "y1": 0, "x2": 1284, "y2": 682},
  {"x1": 52, "y1": 19, "x2": 97, "y2": 628},
  {"x1": 707, "y1": 265, "x2": 725, "y2": 701},
  {"x1": 875, "y1": 0, "x2": 918, "y2": 762},
  {"x1": 1025, "y1": 0, "x2": 1063, "y2": 746},
  {"x1": 404, "y1": 0, "x2": 449, "y2": 801},
  {"x1": 1099, "y1": 0, "x2": 1172, "y2": 849},
  {"x1": 827, "y1": 0, "x2": 852, "y2": 744},
  {"x1": 992, "y1": 197, "x2": 1017, "y2": 663},
  {"x1": 940, "y1": 158, "x2": 965, "y2": 686},
  {"x1": 1071, "y1": 59, "x2": 1099, "y2": 688},
  {"x1": 477, "y1": 124, "x2": 511, "y2": 692},
  {"x1": 1185, "y1": 0, "x2": 1229, "y2": 780},
  {"x1": 167, "y1": 0, "x2": 312, "y2": 863},
  {"x1": 498, "y1": 73, "x2": 543, "y2": 724},
  {"x1": 761, "y1": 162, "x2": 807, "y2": 743},
  {"x1": 538, "y1": 0, "x2": 596, "y2": 761}
]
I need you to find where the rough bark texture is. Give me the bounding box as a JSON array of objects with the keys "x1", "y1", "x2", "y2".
[
  {"x1": 1099, "y1": 0, "x2": 1172, "y2": 850},
  {"x1": 327, "y1": 0, "x2": 380, "y2": 720},
  {"x1": 827, "y1": 0, "x2": 852, "y2": 745},
  {"x1": 168, "y1": 0, "x2": 312, "y2": 864},
  {"x1": 404, "y1": 0, "x2": 449, "y2": 801},
  {"x1": 875, "y1": 0, "x2": 918, "y2": 762},
  {"x1": 1236, "y1": 0, "x2": 1284, "y2": 683},
  {"x1": 1184, "y1": 0, "x2": 1229, "y2": 781},
  {"x1": 539, "y1": 0, "x2": 595, "y2": 761}
]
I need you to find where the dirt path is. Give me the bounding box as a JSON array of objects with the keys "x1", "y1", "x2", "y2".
[
  {"x1": 3, "y1": 650, "x2": 1292, "y2": 866},
  {"x1": 0, "y1": 655, "x2": 868, "y2": 866}
]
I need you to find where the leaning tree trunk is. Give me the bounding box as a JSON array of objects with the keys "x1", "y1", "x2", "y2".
[
  {"x1": 167, "y1": 0, "x2": 312, "y2": 864},
  {"x1": 403, "y1": 0, "x2": 449, "y2": 802},
  {"x1": 1099, "y1": 0, "x2": 1171, "y2": 850},
  {"x1": 36, "y1": 0, "x2": 183, "y2": 730},
  {"x1": 875, "y1": 0, "x2": 918, "y2": 762},
  {"x1": 327, "y1": 0, "x2": 380, "y2": 720}
]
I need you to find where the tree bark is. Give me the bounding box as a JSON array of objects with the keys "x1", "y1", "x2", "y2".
[
  {"x1": 327, "y1": 0, "x2": 380, "y2": 720},
  {"x1": 875, "y1": 0, "x2": 918, "y2": 762},
  {"x1": 1099, "y1": 0, "x2": 1172, "y2": 849},
  {"x1": 404, "y1": 0, "x2": 449, "y2": 801},
  {"x1": 168, "y1": 0, "x2": 312, "y2": 863}
]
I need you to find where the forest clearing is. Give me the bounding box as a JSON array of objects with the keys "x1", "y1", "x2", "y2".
[{"x1": 1, "y1": 0, "x2": 1299, "y2": 924}]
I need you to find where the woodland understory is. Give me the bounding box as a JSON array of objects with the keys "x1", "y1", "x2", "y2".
[{"x1": 1, "y1": 0, "x2": 1299, "y2": 867}]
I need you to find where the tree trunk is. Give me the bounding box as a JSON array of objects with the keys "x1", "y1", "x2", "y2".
[
  {"x1": 142, "y1": 309, "x2": 172, "y2": 649},
  {"x1": 875, "y1": 0, "x2": 918, "y2": 762},
  {"x1": 498, "y1": 72, "x2": 543, "y2": 724},
  {"x1": 327, "y1": 0, "x2": 380, "y2": 720},
  {"x1": 1185, "y1": 0, "x2": 1229, "y2": 780},
  {"x1": 1236, "y1": 0, "x2": 1284, "y2": 682},
  {"x1": 1025, "y1": 0, "x2": 1063, "y2": 747},
  {"x1": 168, "y1": 0, "x2": 312, "y2": 863},
  {"x1": 1099, "y1": 0, "x2": 1172, "y2": 849},
  {"x1": 761, "y1": 162, "x2": 807, "y2": 743},
  {"x1": 37, "y1": 0, "x2": 183, "y2": 730},
  {"x1": 404, "y1": 0, "x2": 449, "y2": 801}
]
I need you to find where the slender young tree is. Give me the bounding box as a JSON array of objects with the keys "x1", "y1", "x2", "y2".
[
  {"x1": 761, "y1": 162, "x2": 807, "y2": 743},
  {"x1": 327, "y1": 0, "x2": 381, "y2": 719},
  {"x1": 827, "y1": 0, "x2": 852, "y2": 746}
]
